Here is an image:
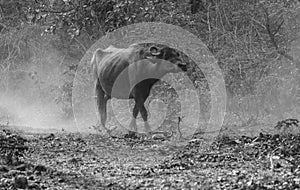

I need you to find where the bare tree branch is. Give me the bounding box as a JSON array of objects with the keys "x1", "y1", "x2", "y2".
[
  {"x1": 273, "y1": 19, "x2": 284, "y2": 36},
  {"x1": 264, "y1": 7, "x2": 298, "y2": 67}
]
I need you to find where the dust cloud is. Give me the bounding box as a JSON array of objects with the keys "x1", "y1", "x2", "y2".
[
  {"x1": 0, "y1": 93, "x2": 76, "y2": 133},
  {"x1": 0, "y1": 37, "x2": 78, "y2": 133}
]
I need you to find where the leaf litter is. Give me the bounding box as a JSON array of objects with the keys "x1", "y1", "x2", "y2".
[{"x1": 0, "y1": 119, "x2": 300, "y2": 189}]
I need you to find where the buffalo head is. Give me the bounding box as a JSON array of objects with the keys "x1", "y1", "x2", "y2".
[{"x1": 149, "y1": 46, "x2": 187, "y2": 72}]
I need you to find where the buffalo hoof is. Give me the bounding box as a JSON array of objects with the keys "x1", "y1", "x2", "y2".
[{"x1": 124, "y1": 131, "x2": 138, "y2": 139}]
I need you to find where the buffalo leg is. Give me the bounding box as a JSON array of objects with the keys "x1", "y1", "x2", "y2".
[
  {"x1": 95, "y1": 80, "x2": 110, "y2": 134},
  {"x1": 135, "y1": 98, "x2": 151, "y2": 134},
  {"x1": 128, "y1": 103, "x2": 138, "y2": 132}
]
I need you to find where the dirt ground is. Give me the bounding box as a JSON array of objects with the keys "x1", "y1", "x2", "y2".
[{"x1": 1, "y1": 123, "x2": 300, "y2": 190}]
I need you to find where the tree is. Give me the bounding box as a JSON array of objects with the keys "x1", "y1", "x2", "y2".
[{"x1": 1, "y1": 0, "x2": 300, "y2": 124}]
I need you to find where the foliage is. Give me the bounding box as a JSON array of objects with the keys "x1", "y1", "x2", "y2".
[
  {"x1": 274, "y1": 118, "x2": 299, "y2": 133},
  {"x1": 0, "y1": 26, "x2": 35, "y2": 92},
  {"x1": 1, "y1": 0, "x2": 300, "y2": 123}
]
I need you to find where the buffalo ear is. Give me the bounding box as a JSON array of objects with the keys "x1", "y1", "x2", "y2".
[{"x1": 150, "y1": 46, "x2": 160, "y2": 56}]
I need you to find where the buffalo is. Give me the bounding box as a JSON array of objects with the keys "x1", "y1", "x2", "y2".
[{"x1": 91, "y1": 44, "x2": 187, "y2": 135}]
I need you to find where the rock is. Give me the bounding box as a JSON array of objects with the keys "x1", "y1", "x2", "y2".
[
  {"x1": 43, "y1": 133, "x2": 55, "y2": 140},
  {"x1": 13, "y1": 175, "x2": 28, "y2": 189},
  {"x1": 152, "y1": 133, "x2": 166, "y2": 140}
]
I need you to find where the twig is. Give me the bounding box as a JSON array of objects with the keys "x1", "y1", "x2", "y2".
[{"x1": 177, "y1": 116, "x2": 184, "y2": 139}]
